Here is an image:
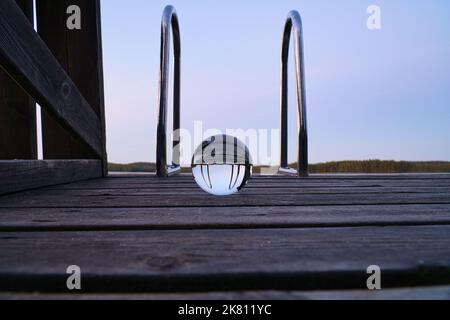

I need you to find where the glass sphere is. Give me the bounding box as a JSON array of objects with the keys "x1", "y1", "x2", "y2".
[{"x1": 192, "y1": 134, "x2": 253, "y2": 196}]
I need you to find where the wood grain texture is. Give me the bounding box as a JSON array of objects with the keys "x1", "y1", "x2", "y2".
[
  {"x1": 0, "y1": 204, "x2": 449, "y2": 231},
  {"x1": 0, "y1": 160, "x2": 102, "y2": 195},
  {"x1": 37, "y1": 0, "x2": 107, "y2": 173},
  {"x1": 1, "y1": 174, "x2": 449, "y2": 208},
  {"x1": 108, "y1": 173, "x2": 450, "y2": 180},
  {"x1": 51, "y1": 174, "x2": 450, "y2": 190},
  {"x1": 0, "y1": 0, "x2": 36, "y2": 160},
  {"x1": 27, "y1": 186, "x2": 450, "y2": 196},
  {"x1": 0, "y1": 175, "x2": 449, "y2": 297},
  {"x1": 0, "y1": 0, "x2": 102, "y2": 156},
  {"x1": 0, "y1": 226, "x2": 449, "y2": 292},
  {"x1": 1, "y1": 192, "x2": 448, "y2": 208},
  {"x1": 46, "y1": 178, "x2": 450, "y2": 191}
]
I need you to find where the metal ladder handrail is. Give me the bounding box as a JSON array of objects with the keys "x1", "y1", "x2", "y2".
[
  {"x1": 156, "y1": 5, "x2": 181, "y2": 177},
  {"x1": 279, "y1": 10, "x2": 308, "y2": 177}
]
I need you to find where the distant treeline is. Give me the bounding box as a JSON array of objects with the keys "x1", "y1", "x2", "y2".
[
  {"x1": 109, "y1": 160, "x2": 450, "y2": 173},
  {"x1": 108, "y1": 162, "x2": 156, "y2": 173},
  {"x1": 308, "y1": 160, "x2": 450, "y2": 173}
]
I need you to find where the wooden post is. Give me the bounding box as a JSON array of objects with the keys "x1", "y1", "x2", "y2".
[
  {"x1": 0, "y1": 0, "x2": 36, "y2": 160},
  {"x1": 36, "y1": 0, "x2": 107, "y2": 175}
]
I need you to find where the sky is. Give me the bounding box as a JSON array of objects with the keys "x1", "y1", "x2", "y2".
[{"x1": 101, "y1": 0, "x2": 450, "y2": 165}]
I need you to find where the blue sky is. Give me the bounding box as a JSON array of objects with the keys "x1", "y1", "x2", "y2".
[{"x1": 101, "y1": 0, "x2": 450, "y2": 164}]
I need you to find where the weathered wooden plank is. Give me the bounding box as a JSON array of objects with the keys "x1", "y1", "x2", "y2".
[
  {"x1": 0, "y1": 226, "x2": 449, "y2": 292},
  {"x1": 0, "y1": 0, "x2": 102, "y2": 156},
  {"x1": 0, "y1": 204, "x2": 449, "y2": 231},
  {"x1": 108, "y1": 173, "x2": 450, "y2": 180},
  {"x1": 63, "y1": 174, "x2": 450, "y2": 182},
  {"x1": 0, "y1": 0, "x2": 36, "y2": 160},
  {"x1": 27, "y1": 186, "x2": 450, "y2": 197},
  {"x1": 37, "y1": 0, "x2": 107, "y2": 174},
  {"x1": 44, "y1": 183, "x2": 450, "y2": 191},
  {"x1": 45, "y1": 182, "x2": 450, "y2": 191},
  {"x1": 252, "y1": 173, "x2": 450, "y2": 179},
  {"x1": 2, "y1": 175, "x2": 448, "y2": 207},
  {"x1": 1, "y1": 191, "x2": 448, "y2": 208},
  {"x1": 41, "y1": 177, "x2": 450, "y2": 191},
  {"x1": 2, "y1": 286, "x2": 449, "y2": 300},
  {"x1": 36, "y1": 0, "x2": 91, "y2": 160},
  {"x1": 0, "y1": 160, "x2": 102, "y2": 195}
]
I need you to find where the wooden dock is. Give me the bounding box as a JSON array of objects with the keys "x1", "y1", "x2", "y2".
[
  {"x1": 0, "y1": 174, "x2": 449, "y2": 299},
  {"x1": 1, "y1": 1, "x2": 449, "y2": 299}
]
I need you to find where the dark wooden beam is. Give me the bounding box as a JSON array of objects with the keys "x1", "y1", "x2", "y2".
[
  {"x1": 36, "y1": 0, "x2": 107, "y2": 174},
  {"x1": 0, "y1": 0, "x2": 103, "y2": 157},
  {"x1": 0, "y1": 0, "x2": 36, "y2": 160},
  {"x1": 0, "y1": 225, "x2": 448, "y2": 291},
  {"x1": 0, "y1": 160, "x2": 102, "y2": 195}
]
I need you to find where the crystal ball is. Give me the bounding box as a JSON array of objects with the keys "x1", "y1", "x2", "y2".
[{"x1": 191, "y1": 134, "x2": 253, "y2": 196}]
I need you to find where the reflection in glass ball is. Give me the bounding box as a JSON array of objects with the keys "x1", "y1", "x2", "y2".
[{"x1": 191, "y1": 135, "x2": 253, "y2": 196}]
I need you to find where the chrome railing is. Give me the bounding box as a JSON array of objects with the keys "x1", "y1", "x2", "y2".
[
  {"x1": 278, "y1": 10, "x2": 308, "y2": 177},
  {"x1": 155, "y1": 8, "x2": 307, "y2": 177},
  {"x1": 156, "y1": 5, "x2": 181, "y2": 177}
]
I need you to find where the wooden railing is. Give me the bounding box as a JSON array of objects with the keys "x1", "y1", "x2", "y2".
[{"x1": 0, "y1": 0, "x2": 107, "y2": 195}]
